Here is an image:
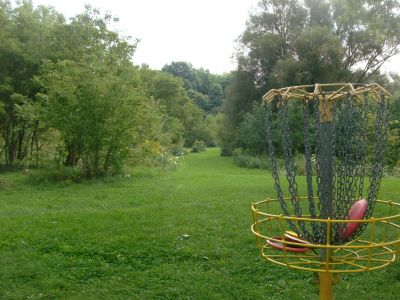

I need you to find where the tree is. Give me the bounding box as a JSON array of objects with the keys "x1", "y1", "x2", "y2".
[
  {"x1": 162, "y1": 61, "x2": 227, "y2": 113},
  {"x1": 139, "y1": 67, "x2": 211, "y2": 147},
  {"x1": 238, "y1": 0, "x2": 400, "y2": 88},
  {"x1": 221, "y1": 0, "x2": 400, "y2": 155},
  {"x1": 0, "y1": 0, "x2": 64, "y2": 165},
  {"x1": 51, "y1": 5, "x2": 136, "y2": 65},
  {"x1": 386, "y1": 74, "x2": 400, "y2": 168},
  {"x1": 37, "y1": 60, "x2": 154, "y2": 176},
  {"x1": 239, "y1": 103, "x2": 266, "y2": 154},
  {"x1": 219, "y1": 71, "x2": 258, "y2": 155},
  {"x1": 162, "y1": 61, "x2": 197, "y2": 90},
  {"x1": 332, "y1": 0, "x2": 400, "y2": 81}
]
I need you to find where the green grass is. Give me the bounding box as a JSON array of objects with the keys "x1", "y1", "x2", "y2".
[{"x1": 0, "y1": 148, "x2": 399, "y2": 299}]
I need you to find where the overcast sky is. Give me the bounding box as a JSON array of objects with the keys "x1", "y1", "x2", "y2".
[
  {"x1": 29, "y1": 0, "x2": 400, "y2": 75},
  {"x1": 29, "y1": 0, "x2": 259, "y2": 74}
]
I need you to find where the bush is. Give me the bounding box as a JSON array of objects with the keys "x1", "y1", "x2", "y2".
[
  {"x1": 131, "y1": 141, "x2": 184, "y2": 170},
  {"x1": 232, "y1": 153, "x2": 271, "y2": 169},
  {"x1": 131, "y1": 140, "x2": 163, "y2": 167},
  {"x1": 384, "y1": 164, "x2": 400, "y2": 177},
  {"x1": 156, "y1": 150, "x2": 184, "y2": 170},
  {"x1": 232, "y1": 150, "x2": 314, "y2": 175},
  {"x1": 220, "y1": 147, "x2": 233, "y2": 156},
  {"x1": 169, "y1": 142, "x2": 187, "y2": 157},
  {"x1": 191, "y1": 140, "x2": 206, "y2": 153}
]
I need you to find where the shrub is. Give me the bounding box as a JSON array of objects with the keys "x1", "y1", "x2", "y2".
[
  {"x1": 233, "y1": 154, "x2": 271, "y2": 169},
  {"x1": 131, "y1": 141, "x2": 184, "y2": 170},
  {"x1": 156, "y1": 150, "x2": 184, "y2": 170},
  {"x1": 169, "y1": 141, "x2": 187, "y2": 157},
  {"x1": 384, "y1": 164, "x2": 400, "y2": 177},
  {"x1": 191, "y1": 140, "x2": 206, "y2": 153},
  {"x1": 220, "y1": 147, "x2": 233, "y2": 156},
  {"x1": 232, "y1": 151, "x2": 314, "y2": 175},
  {"x1": 131, "y1": 140, "x2": 163, "y2": 167}
]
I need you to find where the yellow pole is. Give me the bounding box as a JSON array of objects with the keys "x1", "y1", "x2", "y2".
[
  {"x1": 319, "y1": 272, "x2": 333, "y2": 300},
  {"x1": 318, "y1": 94, "x2": 333, "y2": 300}
]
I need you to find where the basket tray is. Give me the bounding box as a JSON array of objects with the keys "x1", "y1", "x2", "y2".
[{"x1": 251, "y1": 198, "x2": 400, "y2": 273}]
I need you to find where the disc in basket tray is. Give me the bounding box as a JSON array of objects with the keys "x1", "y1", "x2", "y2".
[
  {"x1": 284, "y1": 231, "x2": 312, "y2": 245},
  {"x1": 344, "y1": 199, "x2": 368, "y2": 239},
  {"x1": 266, "y1": 231, "x2": 310, "y2": 253}
]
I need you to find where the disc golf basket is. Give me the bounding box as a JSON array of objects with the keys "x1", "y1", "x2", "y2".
[{"x1": 251, "y1": 83, "x2": 400, "y2": 299}]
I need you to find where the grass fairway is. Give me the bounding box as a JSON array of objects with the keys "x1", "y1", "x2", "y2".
[{"x1": 0, "y1": 148, "x2": 399, "y2": 299}]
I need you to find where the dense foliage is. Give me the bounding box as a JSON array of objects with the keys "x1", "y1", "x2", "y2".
[
  {"x1": 1, "y1": 0, "x2": 399, "y2": 175},
  {"x1": 0, "y1": 1, "x2": 222, "y2": 177},
  {"x1": 162, "y1": 61, "x2": 230, "y2": 113}
]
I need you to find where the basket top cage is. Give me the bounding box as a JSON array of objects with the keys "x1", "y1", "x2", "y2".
[
  {"x1": 263, "y1": 82, "x2": 391, "y2": 245},
  {"x1": 263, "y1": 83, "x2": 391, "y2": 103}
]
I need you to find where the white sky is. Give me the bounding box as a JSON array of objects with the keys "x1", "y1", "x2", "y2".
[
  {"x1": 28, "y1": 0, "x2": 400, "y2": 75},
  {"x1": 29, "y1": 0, "x2": 259, "y2": 74}
]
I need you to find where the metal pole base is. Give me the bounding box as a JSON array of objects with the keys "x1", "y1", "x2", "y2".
[{"x1": 319, "y1": 272, "x2": 333, "y2": 300}]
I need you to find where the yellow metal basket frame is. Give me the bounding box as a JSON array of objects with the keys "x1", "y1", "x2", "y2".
[
  {"x1": 262, "y1": 82, "x2": 391, "y2": 103},
  {"x1": 251, "y1": 197, "x2": 400, "y2": 273}
]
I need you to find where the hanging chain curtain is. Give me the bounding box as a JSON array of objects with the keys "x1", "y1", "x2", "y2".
[{"x1": 264, "y1": 83, "x2": 390, "y2": 244}]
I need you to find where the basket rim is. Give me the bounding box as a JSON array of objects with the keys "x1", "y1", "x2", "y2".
[
  {"x1": 262, "y1": 82, "x2": 391, "y2": 104},
  {"x1": 252, "y1": 197, "x2": 400, "y2": 223},
  {"x1": 251, "y1": 198, "x2": 400, "y2": 273}
]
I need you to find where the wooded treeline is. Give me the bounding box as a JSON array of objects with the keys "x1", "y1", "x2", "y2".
[
  {"x1": 1, "y1": 0, "x2": 400, "y2": 178},
  {"x1": 221, "y1": 0, "x2": 400, "y2": 169},
  {"x1": 0, "y1": 1, "x2": 226, "y2": 177}
]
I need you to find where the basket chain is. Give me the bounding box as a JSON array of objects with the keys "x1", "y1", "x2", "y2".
[
  {"x1": 264, "y1": 100, "x2": 295, "y2": 231},
  {"x1": 264, "y1": 87, "x2": 390, "y2": 245}
]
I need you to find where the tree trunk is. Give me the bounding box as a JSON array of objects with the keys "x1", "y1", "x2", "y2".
[
  {"x1": 6, "y1": 130, "x2": 17, "y2": 166},
  {"x1": 16, "y1": 126, "x2": 25, "y2": 160},
  {"x1": 65, "y1": 145, "x2": 79, "y2": 166}
]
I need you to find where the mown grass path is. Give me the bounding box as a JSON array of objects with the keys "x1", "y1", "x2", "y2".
[{"x1": 0, "y1": 148, "x2": 399, "y2": 299}]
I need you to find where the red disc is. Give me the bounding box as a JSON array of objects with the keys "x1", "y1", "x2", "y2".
[
  {"x1": 266, "y1": 237, "x2": 309, "y2": 253},
  {"x1": 344, "y1": 199, "x2": 368, "y2": 239}
]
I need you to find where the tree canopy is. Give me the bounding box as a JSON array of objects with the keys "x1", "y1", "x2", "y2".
[
  {"x1": 220, "y1": 0, "x2": 400, "y2": 156},
  {"x1": 238, "y1": 0, "x2": 400, "y2": 89},
  {"x1": 162, "y1": 61, "x2": 229, "y2": 113}
]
